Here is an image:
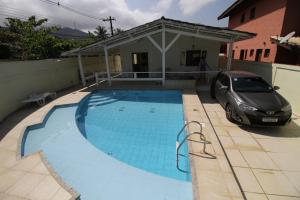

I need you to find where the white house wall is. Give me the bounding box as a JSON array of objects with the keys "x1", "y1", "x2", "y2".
[
  {"x1": 119, "y1": 32, "x2": 221, "y2": 73},
  {"x1": 120, "y1": 35, "x2": 162, "y2": 73},
  {"x1": 81, "y1": 55, "x2": 121, "y2": 75}
]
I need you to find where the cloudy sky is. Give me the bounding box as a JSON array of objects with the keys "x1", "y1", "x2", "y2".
[{"x1": 0, "y1": 0, "x2": 234, "y2": 32}]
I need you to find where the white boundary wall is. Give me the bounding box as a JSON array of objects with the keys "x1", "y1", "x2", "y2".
[
  {"x1": 219, "y1": 57, "x2": 300, "y2": 115},
  {"x1": 0, "y1": 58, "x2": 80, "y2": 121}
]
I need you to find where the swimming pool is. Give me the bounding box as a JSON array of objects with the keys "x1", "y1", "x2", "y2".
[{"x1": 23, "y1": 90, "x2": 193, "y2": 200}]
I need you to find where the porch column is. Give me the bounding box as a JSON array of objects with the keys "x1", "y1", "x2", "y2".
[
  {"x1": 77, "y1": 53, "x2": 86, "y2": 86},
  {"x1": 162, "y1": 26, "x2": 166, "y2": 86},
  {"x1": 104, "y1": 47, "x2": 112, "y2": 86},
  {"x1": 227, "y1": 42, "x2": 233, "y2": 71}
]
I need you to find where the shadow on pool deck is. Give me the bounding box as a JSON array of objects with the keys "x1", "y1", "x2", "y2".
[{"x1": 0, "y1": 86, "x2": 82, "y2": 141}]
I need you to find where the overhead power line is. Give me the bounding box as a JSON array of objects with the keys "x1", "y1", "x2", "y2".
[
  {"x1": 0, "y1": 6, "x2": 57, "y2": 26},
  {"x1": 37, "y1": 0, "x2": 106, "y2": 21}
]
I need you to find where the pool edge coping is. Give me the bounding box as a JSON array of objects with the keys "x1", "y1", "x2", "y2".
[
  {"x1": 181, "y1": 91, "x2": 200, "y2": 200},
  {"x1": 14, "y1": 88, "x2": 197, "y2": 200},
  {"x1": 15, "y1": 92, "x2": 91, "y2": 200}
]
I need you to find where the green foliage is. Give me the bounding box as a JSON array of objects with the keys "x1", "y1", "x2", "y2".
[
  {"x1": 114, "y1": 28, "x2": 124, "y2": 35},
  {"x1": 0, "y1": 16, "x2": 96, "y2": 60},
  {"x1": 94, "y1": 25, "x2": 108, "y2": 40},
  {"x1": 0, "y1": 16, "x2": 125, "y2": 60}
]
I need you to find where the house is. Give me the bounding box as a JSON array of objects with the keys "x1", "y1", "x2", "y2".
[
  {"x1": 62, "y1": 17, "x2": 255, "y2": 86},
  {"x1": 218, "y1": 0, "x2": 300, "y2": 65}
]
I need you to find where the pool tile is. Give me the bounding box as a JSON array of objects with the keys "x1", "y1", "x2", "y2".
[
  {"x1": 245, "y1": 192, "x2": 268, "y2": 200},
  {"x1": 240, "y1": 150, "x2": 279, "y2": 170},
  {"x1": 284, "y1": 171, "x2": 300, "y2": 192},
  {"x1": 30, "y1": 162, "x2": 50, "y2": 175},
  {"x1": 225, "y1": 149, "x2": 248, "y2": 167},
  {"x1": 233, "y1": 167, "x2": 263, "y2": 193},
  {"x1": 0, "y1": 170, "x2": 26, "y2": 193},
  {"x1": 0, "y1": 150, "x2": 18, "y2": 168},
  {"x1": 12, "y1": 154, "x2": 41, "y2": 172},
  {"x1": 51, "y1": 188, "x2": 72, "y2": 200},
  {"x1": 267, "y1": 195, "x2": 300, "y2": 200},
  {"x1": 6, "y1": 173, "x2": 46, "y2": 197},
  {"x1": 27, "y1": 176, "x2": 60, "y2": 200},
  {"x1": 231, "y1": 137, "x2": 262, "y2": 151},
  {"x1": 253, "y1": 169, "x2": 300, "y2": 196},
  {"x1": 268, "y1": 152, "x2": 300, "y2": 171}
]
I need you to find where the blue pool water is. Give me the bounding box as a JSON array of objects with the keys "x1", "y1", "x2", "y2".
[
  {"x1": 77, "y1": 90, "x2": 190, "y2": 181},
  {"x1": 23, "y1": 90, "x2": 193, "y2": 200}
]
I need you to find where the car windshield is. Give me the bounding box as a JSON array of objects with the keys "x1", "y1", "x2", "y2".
[{"x1": 232, "y1": 77, "x2": 273, "y2": 92}]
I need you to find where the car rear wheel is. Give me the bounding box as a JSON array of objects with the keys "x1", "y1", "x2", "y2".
[{"x1": 225, "y1": 104, "x2": 234, "y2": 122}]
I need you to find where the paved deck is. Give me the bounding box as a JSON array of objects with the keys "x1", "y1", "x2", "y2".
[
  {"x1": 1, "y1": 86, "x2": 298, "y2": 200},
  {"x1": 183, "y1": 90, "x2": 244, "y2": 200},
  {"x1": 198, "y1": 91, "x2": 300, "y2": 200},
  {"x1": 0, "y1": 90, "x2": 89, "y2": 200}
]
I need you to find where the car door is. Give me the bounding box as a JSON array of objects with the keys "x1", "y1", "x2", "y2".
[{"x1": 215, "y1": 73, "x2": 230, "y2": 107}]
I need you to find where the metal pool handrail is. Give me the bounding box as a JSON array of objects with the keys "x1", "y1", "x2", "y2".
[
  {"x1": 176, "y1": 121, "x2": 203, "y2": 141},
  {"x1": 176, "y1": 121, "x2": 211, "y2": 173}
]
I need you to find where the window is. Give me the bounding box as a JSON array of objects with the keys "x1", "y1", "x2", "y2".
[
  {"x1": 186, "y1": 50, "x2": 201, "y2": 66},
  {"x1": 250, "y1": 49, "x2": 254, "y2": 57},
  {"x1": 264, "y1": 49, "x2": 270, "y2": 57},
  {"x1": 250, "y1": 7, "x2": 256, "y2": 19},
  {"x1": 232, "y1": 50, "x2": 235, "y2": 59},
  {"x1": 239, "y1": 49, "x2": 245, "y2": 60},
  {"x1": 245, "y1": 49, "x2": 248, "y2": 59},
  {"x1": 232, "y1": 77, "x2": 273, "y2": 92},
  {"x1": 255, "y1": 49, "x2": 263, "y2": 61},
  {"x1": 133, "y1": 53, "x2": 138, "y2": 65},
  {"x1": 240, "y1": 13, "x2": 245, "y2": 23},
  {"x1": 132, "y1": 52, "x2": 149, "y2": 77},
  {"x1": 180, "y1": 51, "x2": 186, "y2": 65}
]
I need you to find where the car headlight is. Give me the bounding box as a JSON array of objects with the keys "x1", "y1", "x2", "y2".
[
  {"x1": 281, "y1": 104, "x2": 291, "y2": 112},
  {"x1": 239, "y1": 103, "x2": 258, "y2": 111},
  {"x1": 233, "y1": 95, "x2": 258, "y2": 111}
]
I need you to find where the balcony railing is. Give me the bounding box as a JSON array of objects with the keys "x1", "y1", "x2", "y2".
[{"x1": 94, "y1": 70, "x2": 220, "y2": 85}]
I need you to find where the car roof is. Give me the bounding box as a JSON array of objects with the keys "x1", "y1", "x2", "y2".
[{"x1": 222, "y1": 71, "x2": 259, "y2": 78}]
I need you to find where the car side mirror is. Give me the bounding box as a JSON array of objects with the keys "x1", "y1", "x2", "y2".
[
  {"x1": 273, "y1": 86, "x2": 280, "y2": 90},
  {"x1": 220, "y1": 85, "x2": 229, "y2": 90}
]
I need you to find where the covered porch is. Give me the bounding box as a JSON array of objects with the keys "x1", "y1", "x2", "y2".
[{"x1": 62, "y1": 17, "x2": 255, "y2": 87}]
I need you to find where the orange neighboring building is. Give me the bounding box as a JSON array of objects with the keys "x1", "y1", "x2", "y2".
[{"x1": 218, "y1": 0, "x2": 300, "y2": 65}]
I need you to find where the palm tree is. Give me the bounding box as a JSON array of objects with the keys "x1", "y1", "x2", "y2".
[
  {"x1": 94, "y1": 25, "x2": 108, "y2": 40},
  {"x1": 114, "y1": 28, "x2": 124, "y2": 35}
]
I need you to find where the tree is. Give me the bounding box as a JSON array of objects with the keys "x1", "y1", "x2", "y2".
[
  {"x1": 0, "y1": 16, "x2": 82, "y2": 60},
  {"x1": 94, "y1": 25, "x2": 108, "y2": 40},
  {"x1": 114, "y1": 28, "x2": 124, "y2": 35}
]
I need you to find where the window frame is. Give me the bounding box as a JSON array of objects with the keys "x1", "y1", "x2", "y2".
[
  {"x1": 240, "y1": 13, "x2": 245, "y2": 23},
  {"x1": 250, "y1": 7, "x2": 256, "y2": 19},
  {"x1": 186, "y1": 50, "x2": 201, "y2": 66},
  {"x1": 250, "y1": 49, "x2": 254, "y2": 57},
  {"x1": 239, "y1": 49, "x2": 245, "y2": 60},
  {"x1": 264, "y1": 49, "x2": 270, "y2": 58}
]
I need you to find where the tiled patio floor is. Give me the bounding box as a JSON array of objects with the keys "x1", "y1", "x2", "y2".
[
  {"x1": 0, "y1": 89, "x2": 88, "y2": 200},
  {"x1": 183, "y1": 90, "x2": 244, "y2": 200},
  {"x1": 0, "y1": 86, "x2": 299, "y2": 200},
  {"x1": 198, "y1": 90, "x2": 300, "y2": 200}
]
